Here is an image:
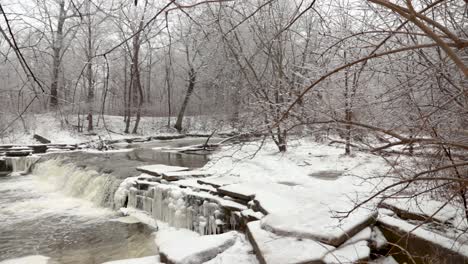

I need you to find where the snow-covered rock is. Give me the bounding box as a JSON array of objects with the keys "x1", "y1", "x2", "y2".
[
  {"x1": 247, "y1": 220, "x2": 335, "y2": 264},
  {"x1": 0, "y1": 255, "x2": 50, "y2": 264},
  {"x1": 157, "y1": 229, "x2": 238, "y2": 264},
  {"x1": 137, "y1": 165, "x2": 189, "y2": 176},
  {"x1": 101, "y1": 256, "x2": 161, "y2": 264}
]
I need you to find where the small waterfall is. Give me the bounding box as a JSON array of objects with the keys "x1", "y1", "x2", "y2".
[
  {"x1": 125, "y1": 182, "x2": 226, "y2": 235},
  {"x1": 5, "y1": 156, "x2": 41, "y2": 173},
  {"x1": 31, "y1": 159, "x2": 122, "y2": 208}
]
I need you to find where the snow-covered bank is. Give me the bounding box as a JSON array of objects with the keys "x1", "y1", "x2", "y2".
[{"x1": 1, "y1": 114, "x2": 232, "y2": 145}]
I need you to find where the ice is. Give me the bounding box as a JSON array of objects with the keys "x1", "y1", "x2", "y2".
[
  {"x1": 145, "y1": 183, "x2": 227, "y2": 234},
  {"x1": 113, "y1": 176, "x2": 139, "y2": 209},
  {"x1": 157, "y1": 229, "x2": 238, "y2": 264},
  {"x1": 0, "y1": 255, "x2": 50, "y2": 264}
]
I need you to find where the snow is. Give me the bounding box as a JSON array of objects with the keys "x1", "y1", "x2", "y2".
[
  {"x1": 203, "y1": 139, "x2": 391, "y2": 245},
  {"x1": 204, "y1": 235, "x2": 258, "y2": 264},
  {"x1": 323, "y1": 240, "x2": 370, "y2": 263},
  {"x1": 343, "y1": 227, "x2": 372, "y2": 246},
  {"x1": 175, "y1": 179, "x2": 218, "y2": 193},
  {"x1": 369, "y1": 256, "x2": 399, "y2": 264},
  {"x1": 247, "y1": 220, "x2": 335, "y2": 264},
  {"x1": 378, "y1": 214, "x2": 468, "y2": 257},
  {"x1": 0, "y1": 255, "x2": 50, "y2": 264},
  {"x1": 136, "y1": 164, "x2": 189, "y2": 176},
  {"x1": 157, "y1": 229, "x2": 238, "y2": 264},
  {"x1": 0, "y1": 114, "x2": 230, "y2": 145},
  {"x1": 260, "y1": 202, "x2": 377, "y2": 246},
  {"x1": 162, "y1": 170, "x2": 212, "y2": 181},
  {"x1": 382, "y1": 196, "x2": 458, "y2": 223},
  {"x1": 197, "y1": 175, "x2": 243, "y2": 188},
  {"x1": 370, "y1": 227, "x2": 387, "y2": 249},
  {"x1": 100, "y1": 256, "x2": 161, "y2": 264},
  {"x1": 120, "y1": 207, "x2": 158, "y2": 229}
]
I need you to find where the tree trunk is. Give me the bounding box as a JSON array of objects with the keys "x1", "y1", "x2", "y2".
[
  {"x1": 174, "y1": 67, "x2": 196, "y2": 132},
  {"x1": 86, "y1": 6, "x2": 94, "y2": 131},
  {"x1": 49, "y1": 0, "x2": 66, "y2": 109},
  {"x1": 344, "y1": 51, "x2": 351, "y2": 155},
  {"x1": 132, "y1": 23, "x2": 144, "y2": 134}
]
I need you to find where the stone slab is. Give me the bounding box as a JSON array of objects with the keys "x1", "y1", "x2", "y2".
[
  {"x1": 247, "y1": 220, "x2": 334, "y2": 264},
  {"x1": 197, "y1": 175, "x2": 242, "y2": 188},
  {"x1": 162, "y1": 170, "x2": 212, "y2": 181},
  {"x1": 136, "y1": 164, "x2": 189, "y2": 176}
]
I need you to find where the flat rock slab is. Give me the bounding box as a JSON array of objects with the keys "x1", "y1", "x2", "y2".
[
  {"x1": 323, "y1": 240, "x2": 370, "y2": 263},
  {"x1": 369, "y1": 256, "x2": 398, "y2": 264},
  {"x1": 162, "y1": 170, "x2": 212, "y2": 181},
  {"x1": 380, "y1": 197, "x2": 457, "y2": 223},
  {"x1": 197, "y1": 175, "x2": 242, "y2": 188},
  {"x1": 217, "y1": 183, "x2": 256, "y2": 201},
  {"x1": 261, "y1": 209, "x2": 377, "y2": 246},
  {"x1": 247, "y1": 220, "x2": 334, "y2": 264},
  {"x1": 378, "y1": 215, "x2": 468, "y2": 263},
  {"x1": 101, "y1": 256, "x2": 161, "y2": 264},
  {"x1": 137, "y1": 164, "x2": 189, "y2": 176},
  {"x1": 158, "y1": 229, "x2": 237, "y2": 264},
  {"x1": 174, "y1": 179, "x2": 218, "y2": 193}
]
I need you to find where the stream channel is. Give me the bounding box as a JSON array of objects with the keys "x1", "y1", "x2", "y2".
[{"x1": 0, "y1": 137, "x2": 218, "y2": 264}]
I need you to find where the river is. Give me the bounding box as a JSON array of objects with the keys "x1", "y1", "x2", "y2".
[{"x1": 0, "y1": 137, "x2": 217, "y2": 264}]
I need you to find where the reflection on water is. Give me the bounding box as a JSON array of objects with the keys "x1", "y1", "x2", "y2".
[
  {"x1": 126, "y1": 148, "x2": 209, "y2": 168},
  {"x1": 0, "y1": 175, "x2": 156, "y2": 264}
]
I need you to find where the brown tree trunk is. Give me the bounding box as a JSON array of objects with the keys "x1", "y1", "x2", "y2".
[
  {"x1": 174, "y1": 67, "x2": 196, "y2": 132},
  {"x1": 86, "y1": 5, "x2": 94, "y2": 131},
  {"x1": 50, "y1": 0, "x2": 66, "y2": 109},
  {"x1": 132, "y1": 23, "x2": 143, "y2": 134}
]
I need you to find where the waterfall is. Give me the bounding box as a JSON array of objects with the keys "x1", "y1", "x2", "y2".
[
  {"x1": 5, "y1": 156, "x2": 41, "y2": 173},
  {"x1": 31, "y1": 159, "x2": 122, "y2": 208}
]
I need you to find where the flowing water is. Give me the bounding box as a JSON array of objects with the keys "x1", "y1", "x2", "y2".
[
  {"x1": 0, "y1": 166, "x2": 156, "y2": 264},
  {"x1": 0, "y1": 138, "x2": 216, "y2": 264}
]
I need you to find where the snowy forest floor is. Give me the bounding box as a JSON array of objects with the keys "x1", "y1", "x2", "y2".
[
  {"x1": 2, "y1": 114, "x2": 468, "y2": 263},
  {"x1": 0, "y1": 113, "x2": 233, "y2": 144}
]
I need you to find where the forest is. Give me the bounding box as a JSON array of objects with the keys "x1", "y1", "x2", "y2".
[{"x1": 0, "y1": 0, "x2": 467, "y2": 263}]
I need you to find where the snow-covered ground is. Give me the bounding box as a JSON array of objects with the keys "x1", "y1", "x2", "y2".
[
  {"x1": 205, "y1": 138, "x2": 392, "y2": 238},
  {"x1": 0, "y1": 113, "x2": 231, "y2": 144}
]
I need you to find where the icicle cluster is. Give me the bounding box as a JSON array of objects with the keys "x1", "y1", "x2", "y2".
[{"x1": 127, "y1": 182, "x2": 227, "y2": 235}]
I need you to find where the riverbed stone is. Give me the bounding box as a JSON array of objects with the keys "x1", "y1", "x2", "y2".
[
  {"x1": 158, "y1": 230, "x2": 237, "y2": 264},
  {"x1": 137, "y1": 164, "x2": 189, "y2": 176},
  {"x1": 377, "y1": 215, "x2": 468, "y2": 264},
  {"x1": 247, "y1": 220, "x2": 334, "y2": 264}
]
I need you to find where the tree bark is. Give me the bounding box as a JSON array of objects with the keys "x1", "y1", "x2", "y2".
[
  {"x1": 174, "y1": 67, "x2": 196, "y2": 132},
  {"x1": 49, "y1": 0, "x2": 66, "y2": 109}
]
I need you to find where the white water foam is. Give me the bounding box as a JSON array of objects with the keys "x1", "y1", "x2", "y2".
[
  {"x1": 32, "y1": 159, "x2": 122, "y2": 208},
  {"x1": 5, "y1": 156, "x2": 40, "y2": 173}
]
